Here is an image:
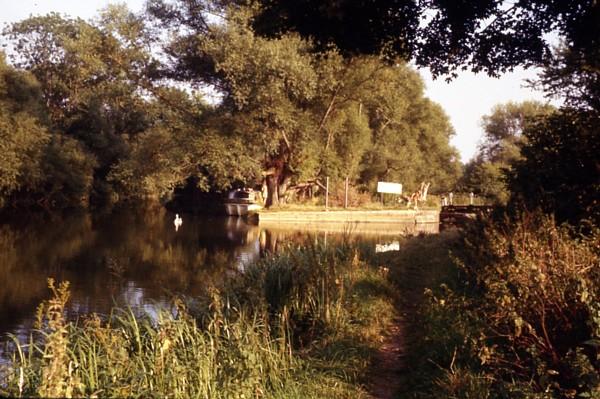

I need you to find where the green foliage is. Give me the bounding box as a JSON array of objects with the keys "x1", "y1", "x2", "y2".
[
  {"x1": 460, "y1": 101, "x2": 554, "y2": 204},
  {"x1": 539, "y1": 44, "x2": 600, "y2": 112},
  {"x1": 3, "y1": 10, "x2": 157, "y2": 205},
  {"x1": 0, "y1": 54, "x2": 50, "y2": 203},
  {"x1": 510, "y1": 109, "x2": 600, "y2": 226},
  {"x1": 109, "y1": 124, "x2": 259, "y2": 199},
  {"x1": 144, "y1": 5, "x2": 462, "y2": 206},
  {"x1": 480, "y1": 101, "x2": 555, "y2": 163},
  {"x1": 6, "y1": 10, "x2": 153, "y2": 127},
  {"x1": 1, "y1": 2, "x2": 462, "y2": 208},
  {"x1": 42, "y1": 135, "x2": 97, "y2": 206},
  {"x1": 461, "y1": 161, "x2": 510, "y2": 204},
  {"x1": 405, "y1": 213, "x2": 600, "y2": 397},
  {"x1": 251, "y1": 0, "x2": 599, "y2": 78},
  {"x1": 360, "y1": 92, "x2": 461, "y2": 194}
]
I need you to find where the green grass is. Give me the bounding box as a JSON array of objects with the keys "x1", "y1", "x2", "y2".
[{"x1": 0, "y1": 243, "x2": 399, "y2": 398}]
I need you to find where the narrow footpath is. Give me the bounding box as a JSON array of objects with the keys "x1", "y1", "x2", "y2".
[
  {"x1": 366, "y1": 231, "x2": 460, "y2": 398},
  {"x1": 368, "y1": 318, "x2": 406, "y2": 398}
]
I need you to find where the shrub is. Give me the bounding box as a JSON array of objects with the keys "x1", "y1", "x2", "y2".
[
  {"x1": 448, "y1": 213, "x2": 600, "y2": 396},
  {"x1": 407, "y1": 213, "x2": 600, "y2": 398}
]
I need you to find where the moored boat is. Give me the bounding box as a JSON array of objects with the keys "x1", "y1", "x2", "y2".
[{"x1": 224, "y1": 189, "x2": 263, "y2": 216}]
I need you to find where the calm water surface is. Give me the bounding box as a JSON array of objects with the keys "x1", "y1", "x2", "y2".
[{"x1": 0, "y1": 206, "x2": 437, "y2": 351}]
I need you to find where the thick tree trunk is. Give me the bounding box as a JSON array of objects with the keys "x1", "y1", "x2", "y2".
[
  {"x1": 264, "y1": 144, "x2": 292, "y2": 208},
  {"x1": 265, "y1": 172, "x2": 280, "y2": 208},
  {"x1": 266, "y1": 170, "x2": 293, "y2": 207}
]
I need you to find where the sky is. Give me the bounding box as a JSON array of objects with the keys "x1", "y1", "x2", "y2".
[
  {"x1": 1, "y1": 0, "x2": 555, "y2": 163},
  {"x1": 420, "y1": 67, "x2": 552, "y2": 162}
]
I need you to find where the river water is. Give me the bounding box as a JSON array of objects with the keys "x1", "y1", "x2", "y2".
[{"x1": 0, "y1": 206, "x2": 437, "y2": 351}]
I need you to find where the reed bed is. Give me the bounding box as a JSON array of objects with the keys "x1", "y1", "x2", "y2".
[{"x1": 0, "y1": 243, "x2": 397, "y2": 398}]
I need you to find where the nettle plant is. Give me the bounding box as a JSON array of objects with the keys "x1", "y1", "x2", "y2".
[{"x1": 462, "y1": 213, "x2": 600, "y2": 395}]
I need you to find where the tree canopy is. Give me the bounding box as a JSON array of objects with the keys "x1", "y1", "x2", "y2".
[
  {"x1": 143, "y1": 4, "x2": 462, "y2": 206},
  {"x1": 509, "y1": 109, "x2": 600, "y2": 226},
  {"x1": 249, "y1": 0, "x2": 600, "y2": 77},
  {"x1": 0, "y1": 53, "x2": 49, "y2": 202},
  {"x1": 0, "y1": 1, "x2": 482, "y2": 210}
]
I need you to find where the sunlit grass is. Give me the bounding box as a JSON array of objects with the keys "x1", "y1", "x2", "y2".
[{"x1": 0, "y1": 243, "x2": 398, "y2": 398}]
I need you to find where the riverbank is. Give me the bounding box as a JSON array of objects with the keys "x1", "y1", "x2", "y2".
[
  {"x1": 0, "y1": 243, "x2": 400, "y2": 398},
  {"x1": 394, "y1": 214, "x2": 600, "y2": 397},
  {"x1": 7, "y1": 216, "x2": 589, "y2": 398},
  {"x1": 258, "y1": 209, "x2": 439, "y2": 224}
]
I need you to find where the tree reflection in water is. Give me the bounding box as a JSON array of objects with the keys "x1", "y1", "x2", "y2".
[{"x1": 0, "y1": 207, "x2": 437, "y2": 346}]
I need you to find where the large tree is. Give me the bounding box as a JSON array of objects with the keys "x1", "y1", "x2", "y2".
[
  {"x1": 0, "y1": 53, "x2": 97, "y2": 208},
  {"x1": 4, "y1": 7, "x2": 157, "y2": 202},
  {"x1": 509, "y1": 109, "x2": 600, "y2": 226},
  {"x1": 1, "y1": 1, "x2": 464, "y2": 209},
  {"x1": 0, "y1": 53, "x2": 50, "y2": 204},
  {"x1": 108, "y1": 89, "x2": 260, "y2": 200},
  {"x1": 147, "y1": 2, "x2": 464, "y2": 206}
]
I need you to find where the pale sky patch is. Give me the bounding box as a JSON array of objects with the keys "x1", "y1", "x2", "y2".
[
  {"x1": 1, "y1": 0, "x2": 145, "y2": 25},
  {"x1": 420, "y1": 67, "x2": 555, "y2": 162}
]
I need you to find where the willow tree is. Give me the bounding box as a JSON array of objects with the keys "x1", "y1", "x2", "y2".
[
  {"x1": 108, "y1": 89, "x2": 260, "y2": 200},
  {"x1": 357, "y1": 64, "x2": 461, "y2": 194},
  {"x1": 0, "y1": 53, "x2": 49, "y2": 204},
  {"x1": 4, "y1": 7, "x2": 157, "y2": 202},
  {"x1": 144, "y1": 1, "x2": 462, "y2": 206},
  {"x1": 198, "y1": 13, "x2": 321, "y2": 206},
  {"x1": 192, "y1": 13, "x2": 460, "y2": 205}
]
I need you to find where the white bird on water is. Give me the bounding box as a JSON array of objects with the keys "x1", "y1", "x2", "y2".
[{"x1": 174, "y1": 214, "x2": 183, "y2": 231}]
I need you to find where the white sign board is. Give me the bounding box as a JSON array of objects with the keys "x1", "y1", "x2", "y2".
[
  {"x1": 375, "y1": 241, "x2": 400, "y2": 253},
  {"x1": 377, "y1": 182, "x2": 402, "y2": 194}
]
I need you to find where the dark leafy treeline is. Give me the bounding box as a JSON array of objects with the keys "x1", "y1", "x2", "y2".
[
  {"x1": 249, "y1": 0, "x2": 600, "y2": 78},
  {"x1": 0, "y1": 3, "x2": 461, "y2": 209}
]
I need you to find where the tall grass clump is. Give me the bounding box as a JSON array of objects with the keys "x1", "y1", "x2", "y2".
[
  {"x1": 0, "y1": 243, "x2": 397, "y2": 398},
  {"x1": 407, "y1": 212, "x2": 600, "y2": 398},
  {"x1": 229, "y1": 243, "x2": 398, "y2": 388},
  {"x1": 1, "y1": 283, "x2": 294, "y2": 398}
]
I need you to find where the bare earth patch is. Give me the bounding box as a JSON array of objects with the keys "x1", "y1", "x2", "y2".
[{"x1": 367, "y1": 317, "x2": 405, "y2": 399}]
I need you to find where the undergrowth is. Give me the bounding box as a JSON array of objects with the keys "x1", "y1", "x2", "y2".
[{"x1": 402, "y1": 213, "x2": 600, "y2": 398}]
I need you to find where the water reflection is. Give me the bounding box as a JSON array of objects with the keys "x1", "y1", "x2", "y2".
[{"x1": 0, "y1": 207, "x2": 437, "y2": 345}]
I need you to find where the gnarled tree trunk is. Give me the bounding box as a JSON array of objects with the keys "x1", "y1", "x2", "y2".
[
  {"x1": 264, "y1": 160, "x2": 294, "y2": 208},
  {"x1": 265, "y1": 171, "x2": 280, "y2": 208}
]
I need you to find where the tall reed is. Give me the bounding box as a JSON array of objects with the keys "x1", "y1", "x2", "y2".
[{"x1": 1, "y1": 242, "x2": 397, "y2": 398}]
